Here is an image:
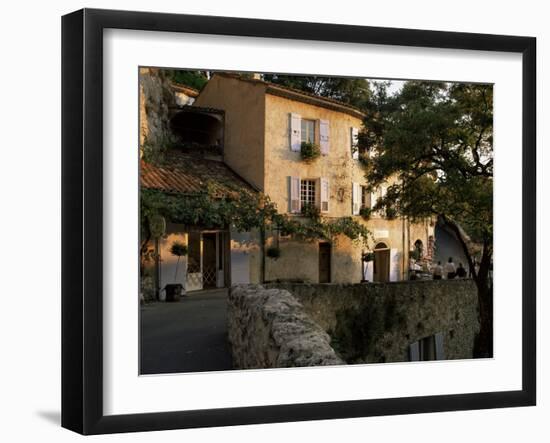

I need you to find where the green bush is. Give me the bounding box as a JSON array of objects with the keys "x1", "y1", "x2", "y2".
[
  {"x1": 358, "y1": 151, "x2": 371, "y2": 169},
  {"x1": 170, "y1": 241, "x2": 188, "y2": 257},
  {"x1": 301, "y1": 203, "x2": 320, "y2": 219},
  {"x1": 266, "y1": 246, "x2": 282, "y2": 260},
  {"x1": 359, "y1": 206, "x2": 372, "y2": 220},
  {"x1": 300, "y1": 141, "x2": 321, "y2": 162}
]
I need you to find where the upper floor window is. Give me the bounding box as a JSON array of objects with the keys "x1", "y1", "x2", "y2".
[
  {"x1": 301, "y1": 119, "x2": 316, "y2": 144},
  {"x1": 290, "y1": 113, "x2": 330, "y2": 155},
  {"x1": 361, "y1": 185, "x2": 371, "y2": 209}
]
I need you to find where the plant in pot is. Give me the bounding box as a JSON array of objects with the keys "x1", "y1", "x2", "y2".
[
  {"x1": 266, "y1": 246, "x2": 282, "y2": 260},
  {"x1": 300, "y1": 141, "x2": 321, "y2": 163},
  {"x1": 361, "y1": 251, "x2": 374, "y2": 282},
  {"x1": 165, "y1": 241, "x2": 188, "y2": 302}
]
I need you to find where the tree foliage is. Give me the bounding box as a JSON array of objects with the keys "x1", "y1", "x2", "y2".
[
  {"x1": 167, "y1": 70, "x2": 209, "y2": 90},
  {"x1": 360, "y1": 80, "x2": 494, "y2": 356},
  {"x1": 141, "y1": 184, "x2": 371, "y2": 247},
  {"x1": 263, "y1": 74, "x2": 371, "y2": 109}
]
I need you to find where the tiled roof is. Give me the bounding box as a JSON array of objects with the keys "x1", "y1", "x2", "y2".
[
  {"x1": 140, "y1": 151, "x2": 256, "y2": 197},
  {"x1": 170, "y1": 82, "x2": 200, "y2": 97},
  {"x1": 213, "y1": 73, "x2": 366, "y2": 119}
]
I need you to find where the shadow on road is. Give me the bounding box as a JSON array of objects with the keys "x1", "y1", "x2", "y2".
[{"x1": 140, "y1": 288, "x2": 233, "y2": 375}]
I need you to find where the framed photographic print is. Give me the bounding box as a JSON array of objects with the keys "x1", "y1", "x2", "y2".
[{"x1": 61, "y1": 8, "x2": 536, "y2": 435}]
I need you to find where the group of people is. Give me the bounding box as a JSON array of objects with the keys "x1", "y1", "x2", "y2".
[{"x1": 432, "y1": 257, "x2": 467, "y2": 280}]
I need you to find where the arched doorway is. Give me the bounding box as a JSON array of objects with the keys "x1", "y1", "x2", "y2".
[{"x1": 373, "y1": 242, "x2": 390, "y2": 282}]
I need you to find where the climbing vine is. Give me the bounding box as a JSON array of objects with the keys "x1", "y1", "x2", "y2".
[{"x1": 141, "y1": 183, "x2": 371, "y2": 251}]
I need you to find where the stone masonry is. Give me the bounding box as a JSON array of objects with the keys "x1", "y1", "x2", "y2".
[
  {"x1": 227, "y1": 285, "x2": 344, "y2": 369},
  {"x1": 266, "y1": 280, "x2": 480, "y2": 364}
]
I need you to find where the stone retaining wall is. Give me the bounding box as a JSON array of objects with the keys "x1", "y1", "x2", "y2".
[
  {"x1": 228, "y1": 285, "x2": 344, "y2": 369},
  {"x1": 266, "y1": 280, "x2": 480, "y2": 364}
]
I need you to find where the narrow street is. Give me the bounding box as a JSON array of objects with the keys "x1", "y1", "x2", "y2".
[{"x1": 140, "y1": 288, "x2": 233, "y2": 374}]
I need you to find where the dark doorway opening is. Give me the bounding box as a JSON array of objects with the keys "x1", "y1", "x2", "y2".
[
  {"x1": 319, "y1": 242, "x2": 332, "y2": 283},
  {"x1": 374, "y1": 242, "x2": 390, "y2": 282},
  {"x1": 202, "y1": 233, "x2": 217, "y2": 289}
]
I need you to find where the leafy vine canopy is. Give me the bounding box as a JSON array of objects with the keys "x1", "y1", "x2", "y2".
[{"x1": 141, "y1": 182, "x2": 371, "y2": 247}]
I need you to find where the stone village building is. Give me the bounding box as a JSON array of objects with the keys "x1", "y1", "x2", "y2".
[{"x1": 140, "y1": 71, "x2": 435, "y2": 299}]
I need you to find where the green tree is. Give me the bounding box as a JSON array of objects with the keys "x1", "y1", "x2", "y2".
[
  {"x1": 167, "y1": 70, "x2": 209, "y2": 90},
  {"x1": 360, "y1": 81, "x2": 494, "y2": 357},
  {"x1": 263, "y1": 74, "x2": 371, "y2": 109}
]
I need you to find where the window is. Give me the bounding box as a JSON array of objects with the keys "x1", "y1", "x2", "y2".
[
  {"x1": 300, "y1": 179, "x2": 316, "y2": 208},
  {"x1": 301, "y1": 119, "x2": 316, "y2": 143},
  {"x1": 409, "y1": 333, "x2": 445, "y2": 361},
  {"x1": 361, "y1": 185, "x2": 371, "y2": 209}
]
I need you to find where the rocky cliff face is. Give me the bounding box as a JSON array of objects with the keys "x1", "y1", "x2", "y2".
[{"x1": 139, "y1": 67, "x2": 176, "y2": 158}]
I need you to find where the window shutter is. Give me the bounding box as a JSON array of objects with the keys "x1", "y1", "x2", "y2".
[
  {"x1": 320, "y1": 178, "x2": 329, "y2": 213},
  {"x1": 435, "y1": 332, "x2": 445, "y2": 360},
  {"x1": 352, "y1": 182, "x2": 361, "y2": 215},
  {"x1": 319, "y1": 119, "x2": 330, "y2": 155},
  {"x1": 409, "y1": 342, "x2": 420, "y2": 361},
  {"x1": 351, "y1": 127, "x2": 359, "y2": 160},
  {"x1": 289, "y1": 176, "x2": 301, "y2": 213},
  {"x1": 290, "y1": 113, "x2": 302, "y2": 152}
]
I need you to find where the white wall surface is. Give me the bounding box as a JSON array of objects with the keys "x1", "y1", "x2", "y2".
[{"x1": 0, "y1": 0, "x2": 547, "y2": 441}]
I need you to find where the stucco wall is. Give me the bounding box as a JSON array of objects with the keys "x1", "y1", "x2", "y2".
[
  {"x1": 228, "y1": 285, "x2": 344, "y2": 369},
  {"x1": 266, "y1": 280, "x2": 480, "y2": 363},
  {"x1": 193, "y1": 75, "x2": 433, "y2": 284},
  {"x1": 264, "y1": 93, "x2": 364, "y2": 217},
  {"x1": 264, "y1": 218, "x2": 433, "y2": 284},
  {"x1": 194, "y1": 75, "x2": 266, "y2": 190},
  {"x1": 230, "y1": 228, "x2": 262, "y2": 285}
]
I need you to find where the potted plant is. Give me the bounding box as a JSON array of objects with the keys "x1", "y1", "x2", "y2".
[
  {"x1": 300, "y1": 141, "x2": 321, "y2": 162},
  {"x1": 266, "y1": 246, "x2": 282, "y2": 260},
  {"x1": 361, "y1": 251, "x2": 374, "y2": 282},
  {"x1": 165, "y1": 241, "x2": 188, "y2": 302}
]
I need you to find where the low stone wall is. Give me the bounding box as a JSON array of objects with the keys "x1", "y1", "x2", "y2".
[
  {"x1": 266, "y1": 280, "x2": 480, "y2": 364},
  {"x1": 228, "y1": 285, "x2": 344, "y2": 369}
]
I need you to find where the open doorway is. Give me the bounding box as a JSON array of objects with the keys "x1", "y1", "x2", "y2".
[
  {"x1": 373, "y1": 242, "x2": 390, "y2": 282},
  {"x1": 318, "y1": 242, "x2": 332, "y2": 283}
]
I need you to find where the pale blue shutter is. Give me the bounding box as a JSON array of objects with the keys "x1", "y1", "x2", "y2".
[
  {"x1": 290, "y1": 113, "x2": 302, "y2": 152},
  {"x1": 289, "y1": 176, "x2": 301, "y2": 213},
  {"x1": 319, "y1": 119, "x2": 330, "y2": 155}
]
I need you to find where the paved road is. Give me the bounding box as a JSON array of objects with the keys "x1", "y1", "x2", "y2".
[{"x1": 140, "y1": 288, "x2": 233, "y2": 374}]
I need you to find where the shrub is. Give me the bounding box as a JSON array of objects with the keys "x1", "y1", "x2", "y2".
[
  {"x1": 359, "y1": 206, "x2": 372, "y2": 220},
  {"x1": 362, "y1": 251, "x2": 374, "y2": 262},
  {"x1": 266, "y1": 246, "x2": 282, "y2": 260},
  {"x1": 300, "y1": 141, "x2": 321, "y2": 162},
  {"x1": 358, "y1": 151, "x2": 371, "y2": 169},
  {"x1": 301, "y1": 203, "x2": 320, "y2": 219},
  {"x1": 170, "y1": 241, "x2": 188, "y2": 257}
]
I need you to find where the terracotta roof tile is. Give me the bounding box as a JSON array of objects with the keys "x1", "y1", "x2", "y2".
[{"x1": 140, "y1": 151, "x2": 256, "y2": 197}]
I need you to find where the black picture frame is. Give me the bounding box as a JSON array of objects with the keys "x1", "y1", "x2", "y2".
[{"x1": 62, "y1": 8, "x2": 536, "y2": 435}]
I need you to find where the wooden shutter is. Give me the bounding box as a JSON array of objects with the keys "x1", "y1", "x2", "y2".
[
  {"x1": 320, "y1": 178, "x2": 329, "y2": 213},
  {"x1": 435, "y1": 332, "x2": 446, "y2": 360},
  {"x1": 319, "y1": 119, "x2": 330, "y2": 155},
  {"x1": 290, "y1": 113, "x2": 302, "y2": 152},
  {"x1": 289, "y1": 176, "x2": 301, "y2": 213},
  {"x1": 409, "y1": 342, "x2": 420, "y2": 361},
  {"x1": 351, "y1": 127, "x2": 359, "y2": 160},
  {"x1": 352, "y1": 182, "x2": 361, "y2": 215}
]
